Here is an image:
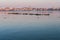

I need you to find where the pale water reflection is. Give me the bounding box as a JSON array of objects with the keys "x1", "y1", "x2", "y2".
[{"x1": 0, "y1": 11, "x2": 60, "y2": 40}]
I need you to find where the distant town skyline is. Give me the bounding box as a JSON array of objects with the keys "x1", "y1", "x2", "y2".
[{"x1": 0, "y1": 0, "x2": 60, "y2": 8}]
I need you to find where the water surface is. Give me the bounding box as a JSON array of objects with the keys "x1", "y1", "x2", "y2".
[{"x1": 0, "y1": 11, "x2": 60, "y2": 40}]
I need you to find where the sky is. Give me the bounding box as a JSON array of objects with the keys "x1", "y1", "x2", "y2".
[{"x1": 0, "y1": 0, "x2": 60, "y2": 8}]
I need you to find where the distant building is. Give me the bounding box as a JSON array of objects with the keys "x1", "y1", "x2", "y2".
[{"x1": 21, "y1": 7, "x2": 33, "y2": 11}]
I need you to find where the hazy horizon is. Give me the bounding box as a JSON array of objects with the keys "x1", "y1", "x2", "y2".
[{"x1": 0, "y1": 0, "x2": 60, "y2": 8}]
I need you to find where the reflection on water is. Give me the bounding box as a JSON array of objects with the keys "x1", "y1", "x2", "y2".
[{"x1": 0, "y1": 11, "x2": 60, "y2": 40}]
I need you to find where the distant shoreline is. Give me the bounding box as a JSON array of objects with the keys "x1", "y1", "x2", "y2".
[{"x1": 0, "y1": 10, "x2": 60, "y2": 11}]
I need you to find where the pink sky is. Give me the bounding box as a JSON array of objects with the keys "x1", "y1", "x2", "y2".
[{"x1": 0, "y1": 0, "x2": 60, "y2": 8}]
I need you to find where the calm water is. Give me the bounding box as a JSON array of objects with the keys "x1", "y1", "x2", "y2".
[{"x1": 0, "y1": 11, "x2": 60, "y2": 40}]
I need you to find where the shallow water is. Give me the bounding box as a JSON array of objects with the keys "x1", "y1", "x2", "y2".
[{"x1": 0, "y1": 11, "x2": 60, "y2": 40}]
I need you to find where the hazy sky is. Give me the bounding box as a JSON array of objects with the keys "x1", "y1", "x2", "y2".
[{"x1": 0, "y1": 0, "x2": 60, "y2": 8}]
